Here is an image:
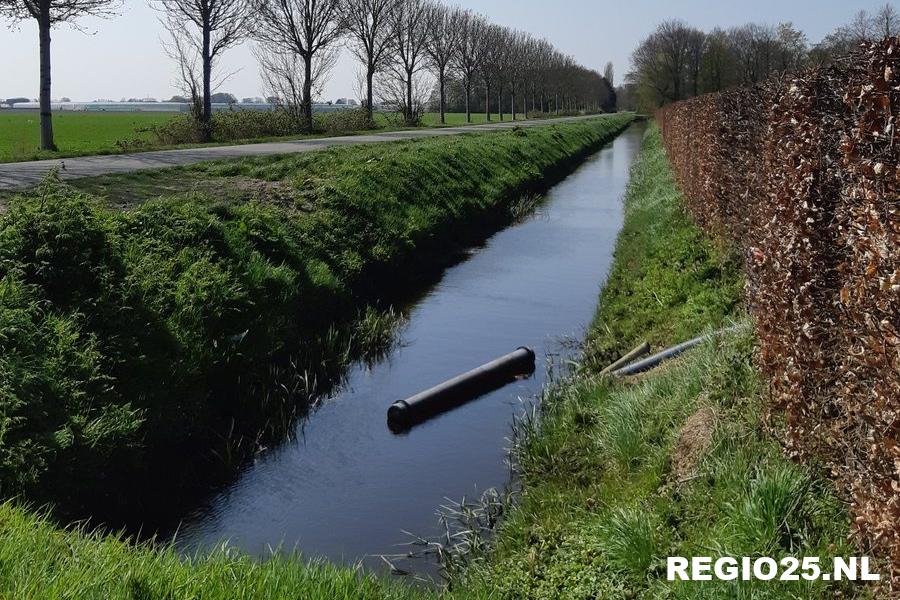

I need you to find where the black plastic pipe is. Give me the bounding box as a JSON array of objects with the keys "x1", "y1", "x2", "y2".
[
  {"x1": 610, "y1": 336, "x2": 706, "y2": 377},
  {"x1": 387, "y1": 347, "x2": 536, "y2": 433}
]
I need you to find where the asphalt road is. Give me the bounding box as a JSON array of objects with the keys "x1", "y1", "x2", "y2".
[{"x1": 0, "y1": 115, "x2": 600, "y2": 190}]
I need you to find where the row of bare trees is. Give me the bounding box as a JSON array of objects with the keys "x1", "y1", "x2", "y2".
[
  {"x1": 629, "y1": 20, "x2": 808, "y2": 111},
  {"x1": 1, "y1": 0, "x2": 614, "y2": 149},
  {"x1": 239, "y1": 0, "x2": 615, "y2": 130},
  {"x1": 628, "y1": 4, "x2": 900, "y2": 113}
]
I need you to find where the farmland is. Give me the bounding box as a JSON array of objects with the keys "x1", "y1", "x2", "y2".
[
  {"x1": 0, "y1": 111, "x2": 173, "y2": 162},
  {"x1": 0, "y1": 110, "x2": 534, "y2": 163}
]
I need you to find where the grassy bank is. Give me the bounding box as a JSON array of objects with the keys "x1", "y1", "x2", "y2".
[
  {"x1": 448, "y1": 125, "x2": 856, "y2": 598},
  {"x1": 0, "y1": 114, "x2": 634, "y2": 523},
  {"x1": 0, "y1": 503, "x2": 424, "y2": 600}
]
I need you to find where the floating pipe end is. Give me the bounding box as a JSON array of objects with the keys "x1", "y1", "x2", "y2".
[
  {"x1": 387, "y1": 400, "x2": 412, "y2": 433},
  {"x1": 386, "y1": 346, "x2": 536, "y2": 433},
  {"x1": 516, "y1": 346, "x2": 537, "y2": 372}
]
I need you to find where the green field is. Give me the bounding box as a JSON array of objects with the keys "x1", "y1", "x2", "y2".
[
  {"x1": 418, "y1": 112, "x2": 528, "y2": 126},
  {"x1": 0, "y1": 111, "x2": 175, "y2": 162},
  {"x1": 0, "y1": 110, "x2": 535, "y2": 163}
]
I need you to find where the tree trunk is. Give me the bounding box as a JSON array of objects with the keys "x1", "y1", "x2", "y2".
[
  {"x1": 201, "y1": 21, "x2": 213, "y2": 142},
  {"x1": 303, "y1": 55, "x2": 313, "y2": 133},
  {"x1": 498, "y1": 89, "x2": 503, "y2": 121},
  {"x1": 439, "y1": 68, "x2": 446, "y2": 125},
  {"x1": 465, "y1": 80, "x2": 471, "y2": 123},
  {"x1": 366, "y1": 66, "x2": 374, "y2": 122},
  {"x1": 485, "y1": 83, "x2": 491, "y2": 121},
  {"x1": 531, "y1": 83, "x2": 536, "y2": 116},
  {"x1": 510, "y1": 90, "x2": 515, "y2": 121},
  {"x1": 37, "y1": 2, "x2": 56, "y2": 152},
  {"x1": 405, "y1": 70, "x2": 414, "y2": 125}
]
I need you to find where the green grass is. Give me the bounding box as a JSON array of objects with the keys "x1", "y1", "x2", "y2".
[
  {"x1": 0, "y1": 110, "x2": 563, "y2": 163},
  {"x1": 0, "y1": 111, "x2": 174, "y2": 162},
  {"x1": 0, "y1": 503, "x2": 424, "y2": 600},
  {"x1": 580, "y1": 127, "x2": 743, "y2": 370},
  {"x1": 0, "y1": 115, "x2": 635, "y2": 520},
  {"x1": 445, "y1": 124, "x2": 858, "y2": 599},
  {"x1": 417, "y1": 112, "x2": 528, "y2": 127}
]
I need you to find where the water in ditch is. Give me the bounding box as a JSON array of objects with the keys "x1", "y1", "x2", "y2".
[{"x1": 173, "y1": 122, "x2": 646, "y2": 580}]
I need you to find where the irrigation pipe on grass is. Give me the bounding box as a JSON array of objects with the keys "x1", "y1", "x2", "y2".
[
  {"x1": 600, "y1": 341, "x2": 651, "y2": 376},
  {"x1": 610, "y1": 324, "x2": 748, "y2": 377}
]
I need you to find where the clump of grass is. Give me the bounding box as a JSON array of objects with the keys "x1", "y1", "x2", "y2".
[
  {"x1": 601, "y1": 506, "x2": 660, "y2": 578},
  {"x1": 728, "y1": 463, "x2": 811, "y2": 553},
  {"x1": 597, "y1": 388, "x2": 648, "y2": 471},
  {"x1": 354, "y1": 305, "x2": 408, "y2": 361},
  {"x1": 507, "y1": 193, "x2": 544, "y2": 222}
]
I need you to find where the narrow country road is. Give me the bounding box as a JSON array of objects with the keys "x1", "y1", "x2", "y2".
[{"x1": 0, "y1": 115, "x2": 602, "y2": 190}]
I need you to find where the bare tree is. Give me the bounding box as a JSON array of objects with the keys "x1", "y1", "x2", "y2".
[
  {"x1": 774, "y1": 22, "x2": 807, "y2": 70},
  {"x1": 162, "y1": 25, "x2": 204, "y2": 120},
  {"x1": 685, "y1": 28, "x2": 706, "y2": 97},
  {"x1": 847, "y1": 9, "x2": 875, "y2": 41},
  {"x1": 255, "y1": 43, "x2": 336, "y2": 126},
  {"x1": 254, "y1": 0, "x2": 345, "y2": 133},
  {"x1": 699, "y1": 27, "x2": 734, "y2": 92},
  {"x1": 153, "y1": 0, "x2": 251, "y2": 141},
  {"x1": 547, "y1": 50, "x2": 567, "y2": 114},
  {"x1": 493, "y1": 26, "x2": 513, "y2": 120},
  {"x1": 423, "y1": 1, "x2": 461, "y2": 124},
  {"x1": 531, "y1": 38, "x2": 553, "y2": 113},
  {"x1": 875, "y1": 3, "x2": 899, "y2": 37},
  {"x1": 452, "y1": 10, "x2": 485, "y2": 123},
  {"x1": 630, "y1": 21, "x2": 689, "y2": 107},
  {"x1": 729, "y1": 23, "x2": 777, "y2": 85},
  {"x1": 387, "y1": 0, "x2": 429, "y2": 125},
  {"x1": 476, "y1": 23, "x2": 507, "y2": 121},
  {"x1": 603, "y1": 61, "x2": 614, "y2": 87},
  {"x1": 377, "y1": 57, "x2": 429, "y2": 123},
  {"x1": 343, "y1": 0, "x2": 396, "y2": 121},
  {"x1": 519, "y1": 34, "x2": 538, "y2": 115},
  {"x1": 505, "y1": 31, "x2": 524, "y2": 120},
  {"x1": 814, "y1": 8, "x2": 882, "y2": 65},
  {"x1": 0, "y1": 0, "x2": 120, "y2": 150}
]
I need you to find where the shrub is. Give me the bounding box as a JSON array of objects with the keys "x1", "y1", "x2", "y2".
[
  {"x1": 313, "y1": 108, "x2": 374, "y2": 133},
  {"x1": 148, "y1": 108, "x2": 377, "y2": 146},
  {"x1": 657, "y1": 37, "x2": 900, "y2": 567}
]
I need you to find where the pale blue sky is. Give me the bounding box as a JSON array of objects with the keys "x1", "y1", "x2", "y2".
[{"x1": 0, "y1": 1, "x2": 888, "y2": 102}]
